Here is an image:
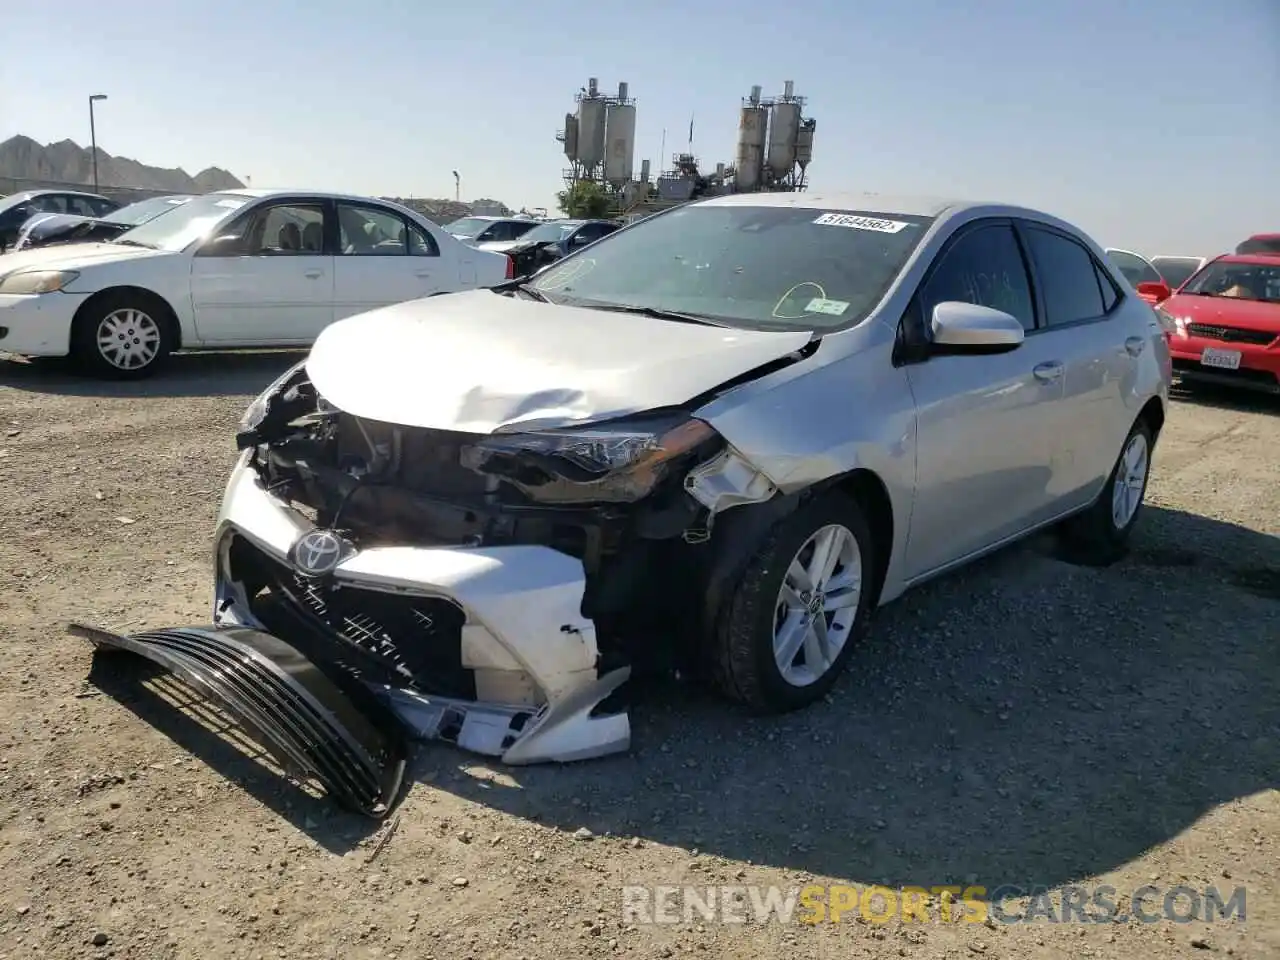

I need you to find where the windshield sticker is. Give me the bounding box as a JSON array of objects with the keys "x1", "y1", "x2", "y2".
[
  {"x1": 215, "y1": 199, "x2": 246, "y2": 209},
  {"x1": 805, "y1": 297, "x2": 849, "y2": 316},
  {"x1": 813, "y1": 213, "x2": 909, "y2": 233}
]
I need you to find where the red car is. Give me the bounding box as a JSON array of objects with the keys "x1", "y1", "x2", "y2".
[
  {"x1": 1236, "y1": 234, "x2": 1280, "y2": 256},
  {"x1": 1158, "y1": 254, "x2": 1280, "y2": 393}
]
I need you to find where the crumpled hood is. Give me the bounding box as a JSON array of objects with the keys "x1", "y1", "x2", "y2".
[
  {"x1": 305, "y1": 290, "x2": 814, "y2": 433},
  {"x1": 0, "y1": 241, "x2": 170, "y2": 276}
]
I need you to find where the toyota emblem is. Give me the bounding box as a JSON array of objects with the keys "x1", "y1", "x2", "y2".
[{"x1": 291, "y1": 529, "x2": 346, "y2": 577}]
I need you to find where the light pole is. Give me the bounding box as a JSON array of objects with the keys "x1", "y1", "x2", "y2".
[
  {"x1": 452, "y1": 170, "x2": 460, "y2": 202},
  {"x1": 88, "y1": 94, "x2": 108, "y2": 193}
]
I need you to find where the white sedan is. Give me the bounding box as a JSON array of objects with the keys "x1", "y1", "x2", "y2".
[{"x1": 0, "y1": 189, "x2": 513, "y2": 378}]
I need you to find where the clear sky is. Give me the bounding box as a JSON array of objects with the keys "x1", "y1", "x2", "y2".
[{"x1": 2, "y1": 0, "x2": 1276, "y2": 255}]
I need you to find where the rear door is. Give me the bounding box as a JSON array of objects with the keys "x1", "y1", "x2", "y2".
[
  {"x1": 331, "y1": 202, "x2": 445, "y2": 320},
  {"x1": 903, "y1": 220, "x2": 1069, "y2": 577},
  {"x1": 189, "y1": 198, "x2": 334, "y2": 344},
  {"x1": 1018, "y1": 222, "x2": 1137, "y2": 509}
]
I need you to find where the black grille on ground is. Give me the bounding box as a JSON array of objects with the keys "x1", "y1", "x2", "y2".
[
  {"x1": 228, "y1": 536, "x2": 476, "y2": 700},
  {"x1": 1185, "y1": 323, "x2": 1276, "y2": 346},
  {"x1": 70, "y1": 623, "x2": 406, "y2": 818}
]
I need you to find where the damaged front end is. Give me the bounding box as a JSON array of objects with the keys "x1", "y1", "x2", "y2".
[{"x1": 73, "y1": 355, "x2": 786, "y2": 814}]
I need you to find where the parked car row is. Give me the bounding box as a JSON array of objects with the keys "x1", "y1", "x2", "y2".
[
  {"x1": 13, "y1": 194, "x2": 194, "y2": 251},
  {"x1": 1101, "y1": 232, "x2": 1278, "y2": 395},
  {"x1": 0, "y1": 189, "x2": 511, "y2": 377},
  {"x1": 0, "y1": 189, "x2": 120, "y2": 252}
]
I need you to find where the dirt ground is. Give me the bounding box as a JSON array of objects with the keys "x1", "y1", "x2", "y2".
[{"x1": 0, "y1": 352, "x2": 1276, "y2": 960}]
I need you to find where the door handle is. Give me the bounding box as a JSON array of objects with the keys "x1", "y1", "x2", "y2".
[
  {"x1": 1032, "y1": 361, "x2": 1064, "y2": 383},
  {"x1": 1125, "y1": 336, "x2": 1145, "y2": 356},
  {"x1": 304, "y1": 269, "x2": 323, "y2": 279},
  {"x1": 414, "y1": 270, "x2": 432, "y2": 278}
]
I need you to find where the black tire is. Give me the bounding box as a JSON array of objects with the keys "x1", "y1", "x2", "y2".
[
  {"x1": 70, "y1": 291, "x2": 174, "y2": 380},
  {"x1": 1058, "y1": 417, "x2": 1155, "y2": 565},
  {"x1": 709, "y1": 491, "x2": 876, "y2": 712}
]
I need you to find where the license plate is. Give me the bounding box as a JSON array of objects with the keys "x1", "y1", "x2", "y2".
[{"x1": 1201, "y1": 347, "x2": 1242, "y2": 370}]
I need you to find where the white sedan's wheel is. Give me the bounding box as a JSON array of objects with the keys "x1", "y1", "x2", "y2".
[
  {"x1": 773, "y1": 523, "x2": 864, "y2": 686},
  {"x1": 1110, "y1": 431, "x2": 1149, "y2": 530},
  {"x1": 72, "y1": 293, "x2": 174, "y2": 380},
  {"x1": 96, "y1": 308, "x2": 162, "y2": 371}
]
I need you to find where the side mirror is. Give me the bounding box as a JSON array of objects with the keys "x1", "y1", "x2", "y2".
[
  {"x1": 198, "y1": 233, "x2": 243, "y2": 256},
  {"x1": 1136, "y1": 280, "x2": 1172, "y2": 304},
  {"x1": 931, "y1": 301, "x2": 1024, "y2": 353}
]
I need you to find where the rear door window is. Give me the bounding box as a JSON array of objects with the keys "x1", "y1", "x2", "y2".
[{"x1": 1025, "y1": 228, "x2": 1108, "y2": 326}]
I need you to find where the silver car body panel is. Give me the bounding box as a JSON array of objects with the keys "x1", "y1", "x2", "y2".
[{"x1": 218, "y1": 191, "x2": 1170, "y2": 765}]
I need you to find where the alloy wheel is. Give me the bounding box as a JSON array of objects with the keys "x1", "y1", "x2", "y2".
[{"x1": 772, "y1": 523, "x2": 863, "y2": 687}]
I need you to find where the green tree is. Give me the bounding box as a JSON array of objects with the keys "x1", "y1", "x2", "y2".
[{"x1": 556, "y1": 180, "x2": 612, "y2": 219}]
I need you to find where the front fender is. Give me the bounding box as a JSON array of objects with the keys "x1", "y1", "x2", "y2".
[{"x1": 695, "y1": 324, "x2": 918, "y2": 600}]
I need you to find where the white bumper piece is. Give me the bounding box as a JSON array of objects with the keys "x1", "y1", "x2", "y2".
[
  {"x1": 0, "y1": 292, "x2": 78, "y2": 356},
  {"x1": 211, "y1": 455, "x2": 630, "y2": 764}
]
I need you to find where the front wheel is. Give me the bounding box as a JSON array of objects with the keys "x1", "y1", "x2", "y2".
[
  {"x1": 71, "y1": 294, "x2": 174, "y2": 380},
  {"x1": 709, "y1": 492, "x2": 876, "y2": 712}
]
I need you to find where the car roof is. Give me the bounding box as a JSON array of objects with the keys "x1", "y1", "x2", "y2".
[
  {"x1": 14, "y1": 188, "x2": 111, "y2": 201},
  {"x1": 1151, "y1": 254, "x2": 1204, "y2": 262},
  {"x1": 1215, "y1": 253, "x2": 1280, "y2": 267},
  {"x1": 214, "y1": 187, "x2": 426, "y2": 207},
  {"x1": 1105, "y1": 247, "x2": 1152, "y2": 262},
  {"x1": 692, "y1": 190, "x2": 1085, "y2": 232}
]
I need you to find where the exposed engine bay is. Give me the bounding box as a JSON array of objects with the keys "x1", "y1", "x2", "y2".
[{"x1": 235, "y1": 362, "x2": 746, "y2": 675}]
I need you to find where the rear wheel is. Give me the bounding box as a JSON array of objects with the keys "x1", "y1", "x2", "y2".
[
  {"x1": 1058, "y1": 418, "x2": 1154, "y2": 564},
  {"x1": 71, "y1": 293, "x2": 174, "y2": 380}
]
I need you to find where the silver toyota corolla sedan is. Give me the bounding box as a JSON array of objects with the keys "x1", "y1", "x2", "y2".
[{"x1": 73, "y1": 192, "x2": 1173, "y2": 817}]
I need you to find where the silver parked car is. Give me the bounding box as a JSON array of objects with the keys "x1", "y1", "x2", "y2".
[{"x1": 72, "y1": 192, "x2": 1172, "y2": 817}]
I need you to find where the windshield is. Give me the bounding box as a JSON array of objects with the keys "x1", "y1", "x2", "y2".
[
  {"x1": 521, "y1": 221, "x2": 581, "y2": 243},
  {"x1": 443, "y1": 217, "x2": 493, "y2": 237},
  {"x1": 1180, "y1": 261, "x2": 1280, "y2": 304},
  {"x1": 1150, "y1": 257, "x2": 1201, "y2": 289},
  {"x1": 528, "y1": 204, "x2": 935, "y2": 330},
  {"x1": 112, "y1": 193, "x2": 250, "y2": 251},
  {"x1": 105, "y1": 196, "x2": 192, "y2": 227},
  {"x1": 1235, "y1": 237, "x2": 1280, "y2": 256}
]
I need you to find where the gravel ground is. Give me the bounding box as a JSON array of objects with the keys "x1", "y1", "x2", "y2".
[{"x1": 0, "y1": 352, "x2": 1276, "y2": 960}]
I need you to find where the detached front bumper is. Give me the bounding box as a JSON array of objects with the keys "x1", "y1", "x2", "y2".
[
  {"x1": 72, "y1": 455, "x2": 631, "y2": 815},
  {"x1": 0, "y1": 292, "x2": 77, "y2": 356},
  {"x1": 212, "y1": 454, "x2": 630, "y2": 765}
]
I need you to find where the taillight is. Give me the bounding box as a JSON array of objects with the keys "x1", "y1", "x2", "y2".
[{"x1": 505, "y1": 255, "x2": 515, "y2": 279}]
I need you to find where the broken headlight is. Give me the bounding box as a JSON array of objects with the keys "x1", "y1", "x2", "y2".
[
  {"x1": 463, "y1": 414, "x2": 721, "y2": 503},
  {"x1": 239, "y1": 360, "x2": 309, "y2": 432}
]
